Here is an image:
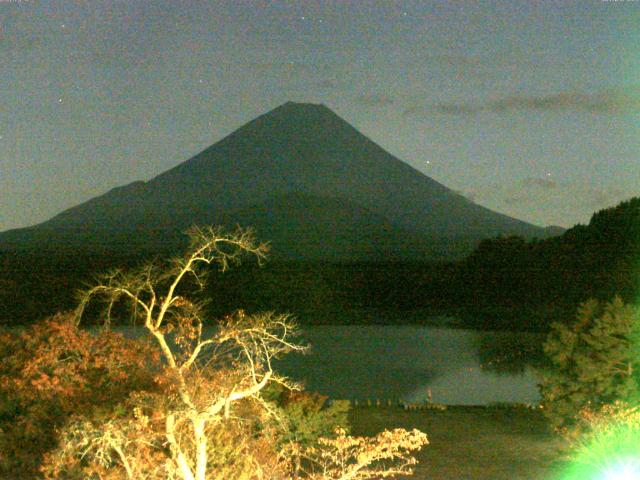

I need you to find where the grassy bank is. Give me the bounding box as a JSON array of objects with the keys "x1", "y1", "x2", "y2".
[{"x1": 349, "y1": 405, "x2": 565, "y2": 480}]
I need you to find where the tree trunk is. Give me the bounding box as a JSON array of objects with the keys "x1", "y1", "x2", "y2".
[
  {"x1": 193, "y1": 417, "x2": 208, "y2": 480},
  {"x1": 166, "y1": 414, "x2": 196, "y2": 480}
]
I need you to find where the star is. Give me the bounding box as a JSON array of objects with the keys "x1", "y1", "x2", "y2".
[{"x1": 58, "y1": 98, "x2": 63, "y2": 103}]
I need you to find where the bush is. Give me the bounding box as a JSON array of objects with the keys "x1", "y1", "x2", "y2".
[
  {"x1": 0, "y1": 313, "x2": 158, "y2": 478},
  {"x1": 263, "y1": 383, "x2": 351, "y2": 447}
]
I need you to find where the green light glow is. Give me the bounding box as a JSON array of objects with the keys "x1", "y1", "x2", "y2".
[
  {"x1": 560, "y1": 454, "x2": 640, "y2": 480},
  {"x1": 558, "y1": 404, "x2": 640, "y2": 480},
  {"x1": 601, "y1": 459, "x2": 640, "y2": 480}
]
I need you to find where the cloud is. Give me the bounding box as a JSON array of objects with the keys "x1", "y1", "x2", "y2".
[
  {"x1": 471, "y1": 179, "x2": 633, "y2": 228},
  {"x1": 403, "y1": 103, "x2": 480, "y2": 117},
  {"x1": 434, "y1": 104, "x2": 480, "y2": 115},
  {"x1": 402, "y1": 101, "x2": 475, "y2": 119},
  {"x1": 491, "y1": 90, "x2": 640, "y2": 114},
  {"x1": 502, "y1": 194, "x2": 531, "y2": 205},
  {"x1": 520, "y1": 177, "x2": 558, "y2": 190},
  {"x1": 403, "y1": 88, "x2": 640, "y2": 118},
  {"x1": 354, "y1": 93, "x2": 395, "y2": 108}
]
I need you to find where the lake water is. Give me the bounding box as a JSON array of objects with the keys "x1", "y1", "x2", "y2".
[
  {"x1": 272, "y1": 326, "x2": 544, "y2": 406},
  {"x1": 110, "y1": 323, "x2": 544, "y2": 406}
]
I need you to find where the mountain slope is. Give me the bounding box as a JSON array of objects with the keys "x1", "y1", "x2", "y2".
[{"x1": 0, "y1": 102, "x2": 550, "y2": 259}]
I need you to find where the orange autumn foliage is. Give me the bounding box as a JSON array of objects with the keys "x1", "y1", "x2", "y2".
[
  {"x1": 303, "y1": 427, "x2": 429, "y2": 479},
  {"x1": 0, "y1": 312, "x2": 159, "y2": 478},
  {"x1": 2, "y1": 227, "x2": 429, "y2": 480}
]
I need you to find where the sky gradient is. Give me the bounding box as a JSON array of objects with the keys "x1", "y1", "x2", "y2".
[{"x1": 1, "y1": 0, "x2": 639, "y2": 232}]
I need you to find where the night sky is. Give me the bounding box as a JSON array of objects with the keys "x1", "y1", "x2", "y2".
[{"x1": 2, "y1": 0, "x2": 638, "y2": 232}]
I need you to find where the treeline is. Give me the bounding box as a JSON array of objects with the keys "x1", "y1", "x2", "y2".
[
  {"x1": 0, "y1": 250, "x2": 146, "y2": 324},
  {"x1": 0, "y1": 252, "x2": 456, "y2": 326},
  {"x1": 201, "y1": 194, "x2": 640, "y2": 331},
  {"x1": 199, "y1": 261, "x2": 457, "y2": 323},
  {"x1": 453, "y1": 197, "x2": 640, "y2": 330},
  {"x1": 1, "y1": 197, "x2": 638, "y2": 331}
]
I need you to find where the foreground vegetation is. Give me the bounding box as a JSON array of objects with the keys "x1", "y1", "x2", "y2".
[
  {"x1": 537, "y1": 296, "x2": 640, "y2": 478},
  {"x1": 1, "y1": 198, "x2": 639, "y2": 477},
  {"x1": 0, "y1": 227, "x2": 428, "y2": 479},
  {"x1": 350, "y1": 405, "x2": 563, "y2": 480}
]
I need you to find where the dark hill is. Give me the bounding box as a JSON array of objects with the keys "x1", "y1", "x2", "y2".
[
  {"x1": 0, "y1": 102, "x2": 550, "y2": 259},
  {"x1": 452, "y1": 196, "x2": 640, "y2": 330}
]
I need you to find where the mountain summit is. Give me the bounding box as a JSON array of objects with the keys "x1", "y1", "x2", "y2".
[{"x1": 0, "y1": 102, "x2": 549, "y2": 259}]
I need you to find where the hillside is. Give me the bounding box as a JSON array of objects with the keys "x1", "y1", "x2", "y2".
[
  {"x1": 451, "y1": 197, "x2": 640, "y2": 329},
  {"x1": 0, "y1": 102, "x2": 549, "y2": 260}
]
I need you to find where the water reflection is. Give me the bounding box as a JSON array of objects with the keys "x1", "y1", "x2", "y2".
[
  {"x1": 273, "y1": 325, "x2": 544, "y2": 405},
  {"x1": 476, "y1": 331, "x2": 545, "y2": 375},
  {"x1": 405, "y1": 366, "x2": 540, "y2": 405},
  {"x1": 113, "y1": 324, "x2": 545, "y2": 405}
]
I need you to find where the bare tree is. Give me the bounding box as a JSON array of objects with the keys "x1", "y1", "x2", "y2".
[
  {"x1": 70, "y1": 226, "x2": 306, "y2": 480},
  {"x1": 46, "y1": 225, "x2": 429, "y2": 480}
]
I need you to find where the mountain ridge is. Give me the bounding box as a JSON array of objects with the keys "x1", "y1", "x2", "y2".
[{"x1": 0, "y1": 102, "x2": 556, "y2": 259}]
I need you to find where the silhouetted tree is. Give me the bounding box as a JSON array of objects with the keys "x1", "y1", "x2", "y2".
[{"x1": 539, "y1": 297, "x2": 640, "y2": 432}]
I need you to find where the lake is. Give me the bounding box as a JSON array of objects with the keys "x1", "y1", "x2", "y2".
[
  {"x1": 272, "y1": 325, "x2": 544, "y2": 406},
  {"x1": 109, "y1": 323, "x2": 545, "y2": 406}
]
